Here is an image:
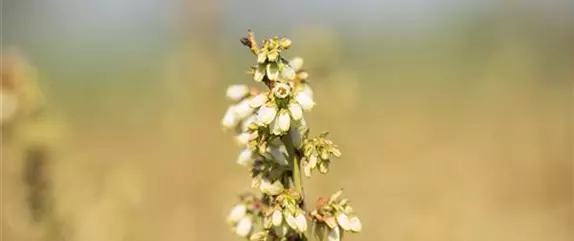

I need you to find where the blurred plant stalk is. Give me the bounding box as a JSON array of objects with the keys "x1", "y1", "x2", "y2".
[{"x1": 1, "y1": 48, "x2": 66, "y2": 241}]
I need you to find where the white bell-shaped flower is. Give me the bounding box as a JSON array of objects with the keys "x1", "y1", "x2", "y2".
[
  {"x1": 226, "y1": 84, "x2": 249, "y2": 101},
  {"x1": 236, "y1": 149, "x2": 254, "y2": 166},
  {"x1": 234, "y1": 99, "x2": 254, "y2": 119},
  {"x1": 227, "y1": 204, "x2": 247, "y2": 223},
  {"x1": 277, "y1": 110, "x2": 291, "y2": 133},
  {"x1": 272, "y1": 209, "x2": 283, "y2": 226},
  {"x1": 300, "y1": 83, "x2": 314, "y2": 100},
  {"x1": 235, "y1": 216, "x2": 253, "y2": 237},
  {"x1": 295, "y1": 213, "x2": 307, "y2": 232},
  {"x1": 250, "y1": 93, "x2": 267, "y2": 108},
  {"x1": 257, "y1": 104, "x2": 278, "y2": 125},
  {"x1": 336, "y1": 213, "x2": 351, "y2": 231},
  {"x1": 222, "y1": 106, "x2": 239, "y2": 129},
  {"x1": 289, "y1": 57, "x2": 304, "y2": 71},
  {"x1": 295, "y1": 92, "x2": 315, "y2": 111},
  {"x1": 281, "y1": 65, "x2": 296, "y2": 80},
  {"x1": 284, "y1": 213, "x2": 298, "y2": 230},
  {"x1": 288, "y1": 102, "x2": 303, "y2": 120}
]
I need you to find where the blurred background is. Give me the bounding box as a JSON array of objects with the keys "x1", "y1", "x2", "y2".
[{"x1": 1, "y1": 0, "x2": 573, "y2": 241}]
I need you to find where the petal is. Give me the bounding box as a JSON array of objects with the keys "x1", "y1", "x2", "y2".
[
  {"x1": 284, "y1": 213, "x2": 297, "y2": 230},
  {"x1": 249, "y1": 93, "x2": 268, "y2": 108},
  {"x1": 237, "y1": 149, "x2": 253, "y2": 166},
  {"x1": 234, "y1": 99, "x2": 255, "y2": 119},
  {"x1": 271, "y1": 119, "x2": 283, "y2": 136},
  {"x1": 327, "y1": 226, "x2": 341, "y2": 241},
  {"x1": 279, "y1": 38, "x2": 292, "y2": 49},
  {"x1": 295, "y1": 213, "x2": 307, "y2": 232},
  {"x1": 235, "y1": 132, "x2": 251, "y2": 146},
  {"x1": 257, "y1": 52, "x2": 267, "y2": 64},
  {"x1": 226, "y1": 84, "x2": 249, "y2": 101},
  {"x1": 281, "y1": 65, "x2": 296, "y2": 80},
  {"x1": 254, "y1": 65, "x2": 265, "y2": 82},
  {"x1": 303, "y1": 163, "x2": 311, "y2": 177},
  {"x1": 289, "y1": 57, "x2": 304, "y2": 71},
  {"x1": 260, "y1": 178, "x2": 284, "y2": 195},
  {"x1": 349, "y1": 216, "x2": 362, "y2": 232},
  {"x1": 277, "y1": 110, "x2": 291, "y2": 132},
  {"x1": 257, "y1": 105, "x2": 278, "y2": 125},
  {"x1": 288, "y1": 102, "x2": 303, "y2": 120},
  {"x1": 227, "y1": 204, "x2": 247, "y2": 223},
  {"x1": 295, "y1": 92, "x2": 315, "y2": 111},
  {"x1": 309, "y1": 154, "x2": 318, "y2": 168},
  {"x1": 300, "y1": 83, "x2": 314, "y2": 99},
  {"x1": 222, "y1": 107, "x2": 239, "y2": 129},
  {"x1": 272, "y1": 209, "x2": 283, "y2": 226},
  {"x1": 336, "y1": 213, "x2": 351, "y2": 231},
  {"x1": 236, "y1": 216, "x2": 253, "y2": 237},
  {"x1": 266, "y1": 63, "x2": 279, "y2": 81}
]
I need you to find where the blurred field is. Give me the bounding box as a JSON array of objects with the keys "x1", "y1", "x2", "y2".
[{"x1": 2, "y1": 1, "x2": 573, "y2": 241}]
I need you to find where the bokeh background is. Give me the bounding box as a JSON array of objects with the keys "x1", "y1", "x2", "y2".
[{"x1": 1, "y1": 1, "x2": 573, "y2": 241}]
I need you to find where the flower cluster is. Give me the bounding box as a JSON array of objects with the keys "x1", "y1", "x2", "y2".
[
  {"x1": 311, "y1": 190, "x2": 362, "y2": 241},
  {"x1": 223, "y1": 30, "x2": 361, "y2": 241},
  {"x1": 302, "y1": 132, "x2": 342, "y2": 177}
]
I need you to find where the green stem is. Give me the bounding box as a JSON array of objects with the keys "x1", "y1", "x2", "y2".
[{"x1": 281, "y1": 133, "x2": 305, "y2": 209}]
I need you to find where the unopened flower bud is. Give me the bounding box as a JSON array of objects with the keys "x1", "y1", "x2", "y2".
[{"x1": 279, "y1": 38, "x2": 292, "y2": 49}]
